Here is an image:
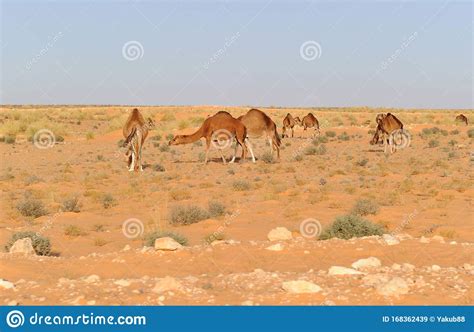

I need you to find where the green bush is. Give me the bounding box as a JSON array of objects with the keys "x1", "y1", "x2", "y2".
[
  {"x1": 428, "y1": 139, "x2": 439, "y2": 148},
  {"x1": 319, "y1": 215, "x2": 385, "y2": 240},
  {"x1": 5, "y1": 231, "x2": 51, "y2": 255},
  {"x1": 166, "y1": 133, "x2": 174, "y2": 140},
  {"x1": 325, "y1": 131, "x2": 336, "y2": 138},
  {"x1": 351, "y1": 199, "x2": 379, "y2": 216},
  {"x1": 16, "y1": 197, "x2": 47, "y2": 218},
  {"x1": 102, "y1": 193, "x2": 116, "y2": 209},
  {"x1": 170, "y1": 205, "x2": 210, "y2": 225},
  {"x1": 337, "y1": 132, "x2": 350, "y2": 141},
  {"x1": 151, "y1": 134, "x2": 162, "y2": 141},
  {"x1": 159, "y1": 144, "x2": 170, "y2": 152},
  {"x1": 208, "y1": 201, "x2": 226, "y2": 218},
  {"x1": 143, "y1": 230, "x2": 188, "y2": 246},
  {"x1": 468, "y1": 129, "x2": 474, "y2": 138},
  {"x1": 304, "y1": 144, "x2": 326, "y2": 155},
  {"x1": 5, "y1": 135, "x2": 15, "y2": 144},
  {"x1": 312, "y1": 136, "x2": 328, "y2": 145},
  {"x1": 64, "y1": 225, "x2": 87, "y2": 236}
]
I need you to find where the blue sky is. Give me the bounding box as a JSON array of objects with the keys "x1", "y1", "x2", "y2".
[{"x1": 1, "y1": 0, "x2": 472, "y2": 108}]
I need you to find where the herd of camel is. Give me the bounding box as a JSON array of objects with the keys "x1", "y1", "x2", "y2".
[{"x1": 122, "y1": 108, "x2": 469, "y2": 172}]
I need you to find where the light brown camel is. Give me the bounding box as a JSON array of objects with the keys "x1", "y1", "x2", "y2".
[
  {"x1": 282, "y1": 113, "x2": 302, "y2": 138},
  {"x1": 301, "y1": 113, "x2": 320, "y2": 137},
  {"x1": 455, "y1": 114, "x2": 468, "y2": 126},
  {"x1": 370, "y1": 113, "x2": 405, "y2": 154},
  {"x1": 237, "y1": 108, "x2": 281, "y2": 160},
  {"x1": 122, "y1": 108, "x2": 155, "y2": 172},
  {"x1": 169, "y1": 111, "x2": 255, "y2": 164}
]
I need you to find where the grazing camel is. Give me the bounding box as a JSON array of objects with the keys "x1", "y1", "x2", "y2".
[
  {"x1": 301, "y1": 113, "x2": 320, "y2": 137},
  {"x1": 282, "y1": 113, "x2": 302, "y2": 138},
  {"x1": 122, "y1": 108, "x2": 155, "y2": 172},
  {"x1": 455, "y1": 114, "x2": 468, "y2": 126},
  {"x1": 370, "y1": 113, "x2": 405, "y2": 154},
  {"x1": 169, "y1": 111, "x2": 255, "y2": 164},
  {"x1": 237, "y1": 108, "x2": 281, "y2": 160}
]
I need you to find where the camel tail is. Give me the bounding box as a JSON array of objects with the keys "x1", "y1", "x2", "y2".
[
  {"x1": 274, "y1": 128, "x2": 281, "y2": 147},
  {"x1": 123, "y1": 126, "x2": 137, "y2": 147}
]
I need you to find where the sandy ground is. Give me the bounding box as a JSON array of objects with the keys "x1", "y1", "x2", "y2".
[{"x1": 0, "y1": 106, "x2": 472, "y2": 305}]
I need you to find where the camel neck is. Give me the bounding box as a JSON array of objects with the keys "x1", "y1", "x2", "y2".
[{"x1": 182, "y1": 126, "x2": 204, "y2": 143}]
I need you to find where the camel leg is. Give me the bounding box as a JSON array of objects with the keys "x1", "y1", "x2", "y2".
[
  {"x1": 204, "y1": 138, "x2": 211, "y2": 164},
  {"x1": 268, "y1": 138, "x2": 274, "y2": 156},
  {"x1": 273, "y1": 138, "x2": 280, "y2": 160},
  {"x1": 218, "y1": 148, "x2": 227, "y2": 164},
  {"x1": 291, "y1": 127, "x2": 294, "y2": 138},
  {"x1": 129, "y1": 150, "x2": 135, "y2": 171},
  {"x1": 139, "y1": 145, "x2": 143, "y2": 171},
  {"x1": 230, "y1": 142, "x2": 239, "y2": 163},
  {"x1": 245, "y1": 138, "x2": 256, "y2": 163}
]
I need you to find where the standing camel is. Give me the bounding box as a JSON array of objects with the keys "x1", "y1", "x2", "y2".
[
  {"x1": 282, "y1": 113, "x2": 302, "y2": 138},
  {"x1": 370, "y1": 113, "x2": 405, "y2": 154},
  {"x1": 122, "y1": 108, "x2": 155, "y2": 172},
  {"x1": 237, "y1": 108, "x2": 281, "y2": 160},
  {"x1": 169, "y1": 111, "x2": 255, "y2": 164},
  {"x1": 455, "y1": 114, "x2": 468, "y2": 126},
  {"x1": 301, "y1": 113, "x2": 320, "y2": 137}
]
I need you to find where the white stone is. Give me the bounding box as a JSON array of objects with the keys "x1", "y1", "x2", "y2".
[
  {"x1": 9, "y1": 238, "x2": 35, "y2": 255},
  {"x1": 420, "y1": 236, "x2": 430, "y2": 243},
  {"x1": 241, "y1": 300, "x2": 254, "y2": 306},
  {"x1": 391, "y1": 263, "x2": 401, "y2": 271},
  {"x1": 0, "y1": 279, "x2": 15, "y2": 290},
  {"x1": 376, "y1": 277, "x2": 409, "y2": 297},
  {"x1": 402, "y1": 263, "x2": 415, "y2": 272},
  {"x1": 382, "y1": 234, "x2": 400, "y2": 246},
  {"x1": 267, "y1": 227, "x2": 293, "y2": 241},
  {"x1": 328, "y1": 266, "x2": 363, "y2": 276},
  {"x1": 114, "y1": 279, "x2": 131, "y2": 287},
  {"x1": 84, "y1": 275, "x2": 100, "y2": 283},
  {"x1": 431, "y1": 265, "x2": 441, "y2": 272},
  {"x1": 154, "y1": 237, "x2": 182, "y2": 251},
  {"x1": 265, "y1": 243, "x2": 284, "y2": 251},
  {"x1": 152, "y1": 276, "x2": 182, "y2": 293},
  {"x1": 282, "y1": 280, "x2": 322, "y2": 294},
  {"x1": 351, "y1": 257, "x2": 382, "y2": 270},
  {"x1": 431, "y1": 235, "x2": 445, "y2": 243}
]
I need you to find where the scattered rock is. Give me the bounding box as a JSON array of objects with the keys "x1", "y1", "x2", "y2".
[
  {"x1": 114, "y1": 279, "x2": 131, "y2": 287},
  {"x1": 376, "y1": 277, "x2": 409, "y2": 297},
  {"x1": 152, "y1": 276, "x2": 182, "y2": 293},
  {"x1": 351, "y1": 257, "x2": 381, "y2": 270},
  {"x1": 122, "y1": 245, "x2": 131, "y2": 251},
  {"x1": 431, "y1": 235, "x2": 445, "y2": 243},
  {"x1": 265, "y1": 243, "x2": 284, "y2": 251},
  {"x1": 241, "y1": 300, "x2": 254, "y2": 305},
  {"x1": 431, "y1": 265, "x2": 441, "y2": 272},
  {"x1": 267, "y1": 227, "x2": 292, "y2": 241},
  {"x1": 328, "y1": 266, "x2": 363, "y2": 276},
  {"x1": 419, "y1": 236, "x2": 430, "y2": 244},
  {"x1": 282, "y1": 280, "x2": 322, "y2": 294},
  {"x1": 382, "y1": 234, "x2": 400, "y2": 246},
  {"x1": 402, "y1": 263, "x2": 415, "y2": 272},
  {"x1": 0, "y1": 279, "x2": 15, "y2": 290},
  {"x1": 7, "y1": 300, "x2": 18, "y2": 306},
  {"x1": 9, "y1": 238, "x2": 35, "y2": 255},
  {"x1": 154, "y1": 237, "x2": 182, "y2": 251},
  {"x1": 362, "y1": 274, "x2": 389, "y2": 287},
  {"x1": 87, "y1": 300, "x2": 96, "y2": 305},
  {"x1": 84, "y1": 275, "x2": 100, "y2": 283},
  {"x1": 391, "y1": 263, "x2": 401, "y2": 271}
]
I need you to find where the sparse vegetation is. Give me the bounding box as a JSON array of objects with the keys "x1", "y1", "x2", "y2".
[
  {"x1": 101, "y1": 193, "x2": 116, "y2": 209},
  {"x1": 143, "y1": 230, "x2": 188, "y2": 246},
  {"x1": 319, "y1": 215, "x2": 385, "y2": 240},
  {"x1": 5, "y1": 231, "x2": 51, "y2": 256},
  {"x1": 337, "y1": 132, "x2": 350, "y2": 141},
  {"x1": 351, "y1": 199, "x2": 379, "y2": 216},
  {"x1": 153, "y1": 164, "x2": 165, "y2": 172},
  {"x1": 261, "y1": 151, "x2": 274, "y2": 164},
  {"x1": 16, "y1": 196, "x2": 47, "y2": 218},
  {"x1": 325, "y1": 131, "x2": 336, "y2": 138},
  {"x1": 169, "y1": 205, "x2": 210, "y2": 225},
  {"x1": 428, "y1": 139, "x2": 439, "y2": 148},
  {"x1": 64, "y1": 225, "x2": 87, "y2": 237},
  {"x1": 208, "y1": 200, "x2": 226, "y2": 218},
  {"x1": 61, "y1": 196, "x2": 81, "y2": 213},
  {"x1": 232, "y1": 180, "x2": 251, "y2": 191}
]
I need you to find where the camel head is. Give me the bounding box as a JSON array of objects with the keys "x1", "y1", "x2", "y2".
[
  {"x1": 294, "y1": 117, "x2": 302, "y2": 126},
  {"x1": 375, "y1": 113, "x2": 386, "y2": 126},
  {"x1": 370, "y1": 126, "x2": 381, "y2": 145},
  {"x1": 168, "y1": 135, "x2": 186, "y2": 146}
]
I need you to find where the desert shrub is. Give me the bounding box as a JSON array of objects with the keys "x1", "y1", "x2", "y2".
[
  {"x1": 159, "y1": 144, "x2": 170, "y2": 152},
  {"x1": 56, "y1": 135, "x2": 65, "y2": 142},
  {"x1": 193, "y1": 140, "x2": 203, "y2": 147},
  {"x1": 117, "y1": 139, "x2": 125, "y2": 147},
  {"x1": 319, "y1": 215, "x2": 385, "y2": 240},
  {"x1": 24, "y1": 175, "x2": 42, "y2": 185},
  {"x1": 151, "y1": 134, "x2": 162, "y2": 141},
  {"x1": 166, "y1": 133, "x2": 174, "y2": 140},
  {"x1": 337, "y1": 132, "x2": 350, "y2": 141},
  {"x1": 61, "y1": 196, "x2": 81, "y2": 213},
  {"x1": 325, "y1": 131, "x2": 336, "y2": 138},
  {"x1": 169, "y1": 205, "x2": 210, "y2": 225},
  {"x1": 143, "y1": 230, "x2": 188, "y2": 246},
  {"x1": 468, "y1": 129, "x2": 474, "y2": 138},
  {"x1": 305, "y1": 144, "x2": 326, "y2": 155},
  {"x1": 208, "y1": 201, "x2": 226, "y2": 218},
  {"x1": 86, "y1": 132, "x2": 94, "y2": 140},
  {"x1": 96, "y1": 154, "x2": 104, "y2": 161},
  {"x1": 169, "y1": 188, "x2": 191, "y2": 201},
  {"x1": 351, "y1": 199, "x2": 379, "y2": 216},
  {"x1": 356, "y1": 158, "x2": 368, "y2": 167},
  {"x1": 260, "y1": 152, "x2": 274, "y2": 164},
  {"x1": 101, "y1": 193, "x2": 116, "y2": 209},
  {"x1": 227, "y1": 169, "x2": 235, "y2": 175},
  {"x1": 232, "y1": 180, "x2": 251, "y2": 191},
  {"x1": 94, "y1": 238, "x2": 108, "y2": 247},
  {"x1": 161, "y1": 113, "x2": 176, "y2": 122},
  {"x1": 153, "y1": 164, "x2": 165, "y2": 172},
  {"x1": 448, "y1": 140, "x2": 457, "y2": 147},
  {"x1": 16, "y1": 197, "x2": 47, "y2": 218},
  {"x1": 428, "y1": 139, "x2": 439, "y2": 148},
  {"x1": 312, "y1": 136, "x2": 328, "y2": 145},
  {"x1": 294, "y1": 154, "x2": 303, "y2": 162},
  {"x1": 5, "y1": 135, "x2": 15, "y2": 144},
  {"x1": 203, "y1": 232, "x2": 225, "y2": 244},
  {"x1": 450, "y1": 129, "x2": 459, "y2": 135},
  {"x1": 64, "y1": 225, "x2": 87, "y2": 237},
  {"x1": 93, "y1": 224, "x2": 106, "y2": 232},
  {"x1": 5, "y1": 231, "x2": 51, "y2": 256}
]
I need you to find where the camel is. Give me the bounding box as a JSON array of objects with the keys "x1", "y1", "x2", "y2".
[
  {"x1": 301, "y1": 113, "x2": 320, "y2": 137},
  {"x1": 455, "y1": 114, "x2": 468, "y2": 126},
  {"x1": 370, "y1": 113, "x2": 405, "y2": 154},
  {"x1": 236, "y1": 109, "x2": 281, "y2": 160},
  {"x1": 122, "y1": 108, "x2": 155, "y2": 172},
  {"x1": 282, "y1": 113, "x2": 302, "y2": 138},
  {"x1": 169, "y1": 111, "x2": 255, "y2": 164}
]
